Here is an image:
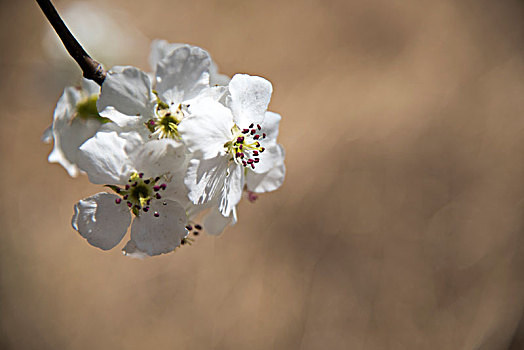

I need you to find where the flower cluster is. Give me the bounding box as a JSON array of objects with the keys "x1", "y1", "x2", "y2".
[{"x1": 44, "y1": 40, "x2": 285, "y2": 257}]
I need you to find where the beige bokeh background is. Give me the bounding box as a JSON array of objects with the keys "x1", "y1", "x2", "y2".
[{"x1": 2, "y1": 0, "x2": 524, "y2": 349}]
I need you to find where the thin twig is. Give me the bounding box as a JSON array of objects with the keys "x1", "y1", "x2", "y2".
[{"x1": 35, "y1": 0, "x2": 106, "y2": 85}]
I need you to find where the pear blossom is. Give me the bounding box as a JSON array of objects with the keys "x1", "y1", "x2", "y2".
[
  {"x1": 72, "y1": 131, "x2": 189, "y2": 256},
  {"x1": 179, "y1": 74, "x2": 285, "y2": 222},
  {"x1": 97, "y1": 45, "x2": 225, "y2": 140},
  {"x1": 44, "y1": 79, "x2": 108, "y2": 177}
]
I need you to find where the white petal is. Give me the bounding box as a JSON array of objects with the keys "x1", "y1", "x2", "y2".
[
  {"x1": 97, "y1": 66, "x2": 155, "y2": 121},
  {"x1": 185, "y1": 156, "x2": 228, "y2": 205},
  {"x1": 186, "y1": 85, "x2": 228, "y2": 104},
  {"x1": 229, "y1": 74, "x2": 273, "y2": 128},
  {"x1": 80, "y1": 78, "x2": 100, "y2": 96},
  {"x1": 218, "y1": 163, "x2": 243, "y2": 217},
  {"x1": 261, "y1": 111, "x2": 281, "y2": 143},
  {"x1": 148, "y1": 39, "x2": 183, "y2": 72},
  {"x1": 203, "y1": 205, "x2": 236, "y2": 235},
  {"x1": 125, "y1": 200, "x2": 188, "y2": 256},
  {"x1": 41, "y1": 125, "x2": 52, "y2": 143},
  {"x1": 162, "y1": 169, "x2": 192, "y2": 207},
  {"x1": 72, "y1": 192, "x2": 131, "y2": 250},
  {"x1": 247, "y1": 144, "x2": 285, "y2": 192},
  {"x1": 251, "y1": 140, "x2": 281, "y2": 174},
  {"x1": 98, "y1": 106, "x2": 141, "y2": 128},
  {"x1": 129, "y1": 138, "x2": 187, "y2": 178},
  {"x1": 156, "y1": 45, "x2": 211, "y2": 104},
  {"x1": 248, "y1": 111, "x2": 282, "y2": 174},
  {"x1": 178, "y1": 99, "x2": 234, "y2": 159},
  {"x1": 209, "y1": 62, "x2": 231, "y2": 86},
  {"x1": 48, "y1": 87, "x2": 101, "y2": 177},
  {"x1": 76, "y1": 131, "x2": 136, "y2": 184}
]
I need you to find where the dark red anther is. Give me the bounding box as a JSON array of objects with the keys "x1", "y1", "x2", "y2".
[
  {"x1": 143, "y1": 207, "x2": 149, "y2": 212},
  {"x1": 115, "y1": 198, "x2": 122, "y2": 204},
  {"x1": 155, "y1": 177, "x2": 160, "y2": 182},
  {"x1": 144, "y1": 179, "x2": 150, "y2": 184},
  {"x1": 249, "y1": 123, "x2": 254, "y2": 128},
  {"x1": 127, "y1": 202, "x2": 132, "y2": 207},
  {"x1": 254, "y1": 158, "x2": 259, "y2": 163},
  {"x1": 125, "y1": 184, "x2": 130, "y2": 190},
  {"x1": 251, "y1": 163, "x2": 255, "y2": 169},
  {"x1": 123, "y1": 195, "x2": 129, "y2": 200},
  {"x1": 154, "y1": 212, "x2": 159, "y2": 217},
  {"x1": 253, "y1": 151, "x2": 259, "y2": 156},
  {"x1": 149, "y1": 120, "x2": 155, "y2": 126},
  {"x1": 262, "y1": 133, "x2": 266, "y2": 138},
  {"x1": 193, "y1": 231, "x2": 199, "y2": 236},
  {"x1": 242, "y1": 160, "x2": 247, "y2": 166},
  {"x1": 255, "y1": 142, "x2": 260, "y2": 147},
  {"x1": 195, "y1": 224, "x2": 202, "y2": 230},
  {"x1": 247, "y1": 159, "x2": 254, "y2": 164},
  {"x1": 153, "y1": 185, "x2": 160, "y2": 191},
  {"x1": 186, "y1": 225, "x2": 193, "y2": 231},
  {"x1": 146, "y1": 199, "x2": 151, "y2": 205},
  {"x1": 236, "y1": 152, "x2": 242, "y2": 158},
  {"x1": 250, "y1": 129, "x2": 256, "y2": 135},
  {"x1": 257, "y1": 124, "x2": 261, "y2": 130},
  {"x1": 242, "y1": 129, "x2": 249, "y2": 134},
  {"x1": 156, "y1": 193, "x2": 162, "y2": 199},
  {"x1": 254, "y1": 135, "x2": 260, "y2": 140},
  {"x1": 139, "y1": 173, "x2": 144, "y2": 178},
  {"x1": 236, "y1": 136, "x2": 244, "y2": 143},
  {"x1": 132, "y1": 182, "x2": 137, "y2": 187},
  {"x1": 160, "y1": 183, "x2": 167, "y2": 190},
  {"x1": 247, "y1": 191, "x2": 258, "y2": 202},
  {"x1": 239, "y1": 144, "x2": 243, "y2": 150}
]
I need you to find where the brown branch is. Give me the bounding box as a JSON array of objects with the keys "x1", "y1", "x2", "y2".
[{"x1": 35, "y1": 0, "x2": 106, "y2": 85}]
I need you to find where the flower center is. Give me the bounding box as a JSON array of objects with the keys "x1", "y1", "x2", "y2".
[
  {"x1": 146, "y1": 103, "x2": 185, "y2": 139},
  {"x1": 106, "y1": 172, "x2": 168, "y2": 216},
  {"x1": 224, "y1": 123, "x2": 266, "y2": 169}
]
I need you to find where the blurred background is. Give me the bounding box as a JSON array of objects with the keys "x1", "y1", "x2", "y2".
[{"x1": 1, "y1": 0, "x2": 524, "y2": 349}]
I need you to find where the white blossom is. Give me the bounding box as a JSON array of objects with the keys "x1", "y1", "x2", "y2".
[
  {"x1": 45, "y1": 79, "x2": 107, "y2": 177},
  {"x1": 97, "y1": 45, "x2": 225, "y2": 140},
  {"x1": 179, "y1": 74, "x2": 285, "y2": 225},
  {"x1": 72, "y1": 131, "x2": 189, "y2": 256}
]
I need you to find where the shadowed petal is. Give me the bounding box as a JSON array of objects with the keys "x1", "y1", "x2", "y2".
[
  {"x1": 124, "y1": 200, "x2": 188, "y2": 256},
  {"x1": 97, "y1": 66, "x2": 155, "y2": 124},
  {"x1": 247, "y1": 144, "x2": 285, "y2": 192},
  {"x1": 72, "y1": 192, "x2": 131, "y2": 250},
  {"x1": 77, "y1": 131, "x2": 138, "y2": 184},
  {"x1": 156, "y1": 45, "x2": 211, "y2": 104},
  {"x1": 203, "y1": 205, "x2": 236, "y2": 235},
  {"x1": 48, "y1": 86, "x2": 101, "y2": 177},
  {"x1": 129, "y1": 138, "x2": 187, "y2": 178}
]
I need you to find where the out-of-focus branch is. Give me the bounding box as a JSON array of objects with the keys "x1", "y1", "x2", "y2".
[{"x1": 35, "y1": 0, "x2": 106, "y2": 85}]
